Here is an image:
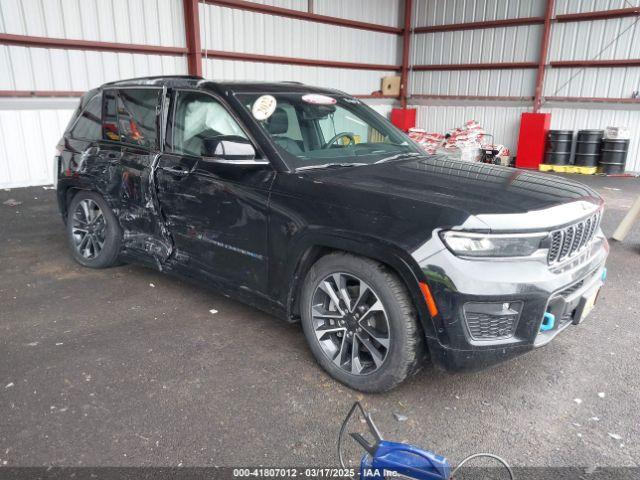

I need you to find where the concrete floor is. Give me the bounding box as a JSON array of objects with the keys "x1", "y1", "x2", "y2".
[{"x1": 1, "y1": 174, "x2": 639, "y2": 471}]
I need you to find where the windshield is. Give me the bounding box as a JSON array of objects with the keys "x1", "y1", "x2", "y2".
[{"x1": 236, "y1": 93, "x2": 422, "y2": 170}]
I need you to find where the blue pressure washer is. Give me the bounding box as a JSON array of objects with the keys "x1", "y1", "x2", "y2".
[{"x1": 338, "y1": 402, "x2": 514, "y2": 479}]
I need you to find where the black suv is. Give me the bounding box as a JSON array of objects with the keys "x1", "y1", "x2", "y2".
[{"x1": 55, "y1": 76, "x2": 608, "y2": 392}]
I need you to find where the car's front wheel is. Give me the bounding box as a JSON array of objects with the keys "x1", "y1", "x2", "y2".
[
  {"x1": 67, "y1": 191, "x2": 122, "y2": 268},
  {"x1": 300, "y1": 253, "x2": 424, "y2": 392}
]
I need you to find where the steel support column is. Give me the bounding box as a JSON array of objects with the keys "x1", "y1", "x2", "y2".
[
  {"x1": 183, "y1": 0, "x2": 203, "y2": 76},
  {"x1": 533, "y1": 0, "x2": 555, "y2": 113},
  {"x1": 400, "y1": 0, "x2": 412, "y2": 108}
]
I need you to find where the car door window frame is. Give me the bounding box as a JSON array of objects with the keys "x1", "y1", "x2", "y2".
[
  {"x1": 67, "y1": 92, "x2": 103, "y2": 141},
  {"x1": 101, "y1": 86, "x2": 165, "y2": 153},
  {"x1": 168, "y1": 88, "x2": 271, "y2": 167}
]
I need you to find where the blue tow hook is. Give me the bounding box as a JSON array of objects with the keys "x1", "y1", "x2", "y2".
[
  {"x1": 540, "y1": 312, "x2": 555, "y2": 332},
  {"x1": 601, "y1": 267, "x2": 607, "y2": 282}
]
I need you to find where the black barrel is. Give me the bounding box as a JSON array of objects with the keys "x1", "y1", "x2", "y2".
[
  {"x1": 599, "y1": 139, "x2": 630, "y2": 174},
  {"x1": 574, "y1": 130, "x2": 603, "y2": 167},
  {"x1": 545, "y1": 130, "x2": 573, "y2": 165}
]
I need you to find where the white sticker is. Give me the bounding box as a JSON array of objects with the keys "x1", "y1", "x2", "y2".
[
  {"x1": 252, "y1": 95, "x2": 277, "y2": 121},
  {"x1": 302, "y1": 94, "x2": 337, "y2": 105}
]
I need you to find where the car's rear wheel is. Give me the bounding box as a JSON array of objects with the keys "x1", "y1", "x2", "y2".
[
  {"x1": 67, "y1": 191, "x2": 122, "y2": 268},
  {"x1": 300, "y1": 253, "x2": 424, "y2": 392}
]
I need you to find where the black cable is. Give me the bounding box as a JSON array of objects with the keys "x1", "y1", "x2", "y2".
[{"x1": 450, "y1": 453, "x2": 514, "y2": 480}]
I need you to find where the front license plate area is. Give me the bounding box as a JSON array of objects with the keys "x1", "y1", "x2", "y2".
[{"x1": 573, "y1": 288, "x2": 600, "y2": 325}]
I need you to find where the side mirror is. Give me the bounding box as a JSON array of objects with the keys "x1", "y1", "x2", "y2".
[{"x1": 203, "y1": 135, "x2": 256, "y2": 162}]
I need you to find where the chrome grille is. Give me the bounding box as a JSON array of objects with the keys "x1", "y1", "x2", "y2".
[{"x1": 547, "y1": 211, "x2": 600, "y2": 264}]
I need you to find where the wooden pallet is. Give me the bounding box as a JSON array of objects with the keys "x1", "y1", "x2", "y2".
[{"x1": 538, "y1": 164, "x2": 598, "y2": 175}]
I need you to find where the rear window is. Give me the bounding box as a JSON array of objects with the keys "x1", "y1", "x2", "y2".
[
  {"x1": 102, "y1": 88, "x2": 161, "y2": 149},
  {"x1": 70, "y1": 93, "x2": 102, "y2": 140}
]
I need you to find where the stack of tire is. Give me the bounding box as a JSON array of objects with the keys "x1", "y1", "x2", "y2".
[{"x1": 544, "y1": 129, "x2": 630, "y2": 174}]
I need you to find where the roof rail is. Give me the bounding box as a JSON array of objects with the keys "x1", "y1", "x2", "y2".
[{"x1": 103, "y1": 75, "x2": 204, "y2": 86}]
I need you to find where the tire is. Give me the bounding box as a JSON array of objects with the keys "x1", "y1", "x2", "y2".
[
  {"x1": 67, "y1": 190, "x2": 122, "y2": 268},
  {"x1": 300, "y1": 252, "x2": 424, "y2": 392}
]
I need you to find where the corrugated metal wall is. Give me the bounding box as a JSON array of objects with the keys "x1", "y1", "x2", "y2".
[
  {"x1": 0, "y1": 0, "x2": 186, "y2": 45},
  {"x1": 0, "y1": 0, "x2": 189, "y2": 188},
  {"x1": 410, "y1": 0, "x2": 544, "y2": 98},
  {"x1": 545, "y1": 6, "x2": 640, "y2": 99},
  {"x1": 0, "y1": 0, "x2": 402, "y2": 188},
  {"x1": 0, "y1": 102, "x2": 73, "y2": 189},
  {"x1": 199, "y1": 2, "x2": 401, "y2": 92},
  {"x1": 202, "y1": 58, "x2": 393, "y2": 94},
  {"x1": 410, "y1": 0, "x2": 640, "y2": 173}
]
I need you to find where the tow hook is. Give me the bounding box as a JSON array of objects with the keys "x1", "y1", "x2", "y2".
[{"x1": 540, "y1": 312, "x2": 555, "y2": 332}]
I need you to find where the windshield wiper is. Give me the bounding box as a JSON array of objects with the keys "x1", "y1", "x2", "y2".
[
  {"x1": 374, "y1": 152, "x2": 422, "y2": 164},
  {"x1": 295, "y1": 162, "x2": 367, "y2": 172}
]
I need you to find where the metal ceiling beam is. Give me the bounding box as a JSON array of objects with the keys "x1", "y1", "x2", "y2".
[
  {"x1": 412, "y1": 94, "x2": 535, "y2": 102},
  {"x1": 183, "y1": 0, "x2": 203, "y2": 76},
  {"x1": 413, "y1": 16, "x2": 544, "y2": 34},
  {"x1": 555, "y1": 7, "x2": 640, "y2": 23},
  {"x1": 533, "y1": 0, "x2": 555, "y2": 113},
  {"x1": 544, "y1": 96, "x2": 640, "y2": 104},
  {"x1": 0, "y1": 33, "x2": 188, "y2": 56},
  {"x1": 0, "y1": 90, "x2": 84, "y2": 98},
  {"x1": 412, "y1": 62, "x2": 537, "y2": 71},
  {"x1": 551, "y1": 59, "x2": 640, "y2": 68},
  {"x1": 202, "y1": 49, "x2": 401, "y2": 71},
  {"x1": 400, "y1": 0, "x2": 413, "y2": 108}
]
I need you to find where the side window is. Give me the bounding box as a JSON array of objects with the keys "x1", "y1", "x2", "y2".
[
  {"x1": 172, "y1": 91, "x2": 247, "y2": 156},
  {"x1": 101, "y1": 88, "x2": 161, "y2": 148},
  {"x1": 70, "y1": 94, "x2": 102, "y2": 140}
]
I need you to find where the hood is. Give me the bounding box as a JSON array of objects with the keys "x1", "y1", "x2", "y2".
[{"x1": 298, "y1": 155, "x2": 603, "y2": 219}]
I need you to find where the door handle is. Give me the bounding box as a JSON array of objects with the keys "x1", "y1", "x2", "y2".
[{"x1": 160, "y1": 164, "x2": 191, "y2": 176}]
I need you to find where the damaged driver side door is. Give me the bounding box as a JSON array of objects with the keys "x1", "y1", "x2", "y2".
[{"x1": 154, "y1": 89, "x2": 274, "y2": 295}]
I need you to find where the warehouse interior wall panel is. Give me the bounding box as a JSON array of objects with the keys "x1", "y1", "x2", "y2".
[
  {"x1": 411, "y1": 69, "x2": 537, "y2": 98},
  {"x1": 0, "y1": 107, "x2": 74, "y2": 188},
  {"x1": 412, "y1": 25, "x2": 541, "y2": 65},
  {"x1": 313, "y1": 0, "x2": 403, "y2": 28},
  {"x1": 202, "y1": 57, "x2": 389, "y2": 94},
  {"x1": 544, "y1": 66, "x2": 640, "y2": 99},
  {"x1": 413, "y1": 0, "x2": 545, "y2": 26},
  {"x1": 0, "y1": 0, "x2": 186, "y2": 47},
  {"x1": 549, "y1": 16, "x2": 640, "y2": 63},
  {"x1": 199, "y1": 4, "x2": 401, "y2": 66},
  {"x1": 0, "y1": 45, "x2": 188, "y2": 91},
  {"x1": 410, "y1": 0, "x2": 543, "y2": 99}
]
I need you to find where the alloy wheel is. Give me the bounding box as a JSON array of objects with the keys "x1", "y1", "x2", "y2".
[
  {"x1": 311, "y1": 272, "x2": 390, "y2": 375},
  {"x1": 71, "y1": 199, "x2": 106, "y2": 259}
]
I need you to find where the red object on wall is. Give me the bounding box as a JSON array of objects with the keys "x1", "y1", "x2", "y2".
[
  {"x1": 516, "y1": 112, "x2": 551, "y2": 169},
  {"x1": 391, "y1": 108, "x2": 416, "y2": 132}
]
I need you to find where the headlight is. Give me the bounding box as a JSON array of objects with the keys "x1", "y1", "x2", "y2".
[{"x1": 440, "y1": 231, "x2": 548, "y2": 258}]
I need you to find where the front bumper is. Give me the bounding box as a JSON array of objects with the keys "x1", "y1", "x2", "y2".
[{"x1": 418, "y1": 232, "x2": 609, "y2": 373}]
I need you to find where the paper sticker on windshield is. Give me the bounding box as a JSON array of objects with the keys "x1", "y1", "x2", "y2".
[
  {"x1": 252, "y1": 95, "x2": 277, "y2": 121},
  {"x1": 302, "y1": 94, "x2": 337, "y2": 105}
]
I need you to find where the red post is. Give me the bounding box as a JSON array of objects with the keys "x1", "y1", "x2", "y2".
[
  {"x1": 533, "y1": 0, "x2": 555, "y2": 112},
  {"x1": 183, "y1": 0, "x2": 202, "y2": 76},
  {"x1": 400, "y1": 0, "x2": 412, "y2": 109}
]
